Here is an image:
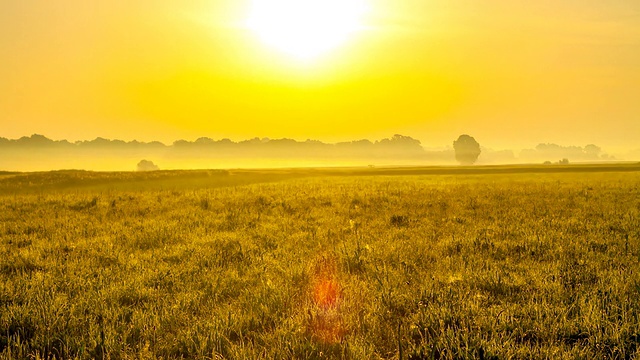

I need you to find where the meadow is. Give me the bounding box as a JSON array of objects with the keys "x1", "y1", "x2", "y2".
[{"x1": 1, "y1": 166, "x2": 639, "y2": 359}]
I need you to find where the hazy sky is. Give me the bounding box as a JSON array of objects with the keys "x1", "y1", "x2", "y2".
[{"x1": 1, "y1": 1, "x2": 639, "y2": 152}]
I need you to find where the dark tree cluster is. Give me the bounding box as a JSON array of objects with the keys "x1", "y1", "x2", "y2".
[
  {"x1": 136, "y1": 160, "x2": 159, "y2": 172},
  {"x1": 0, "y1": 134, "x2": 428, "y2": 160},
  {"x1": 453, "y1": 135, "x2": 481, "y2": 165}
]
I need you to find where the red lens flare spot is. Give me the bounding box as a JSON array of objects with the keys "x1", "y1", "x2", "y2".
[
  {"x1": 313, "y1": 279, "x2": 340, "y2": 309},
  {"x1": 306, "y1": 255, "x2": 346, "y2": 343}
]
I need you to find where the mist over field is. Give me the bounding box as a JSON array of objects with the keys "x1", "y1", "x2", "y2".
[
  {"x1": 2, "y1": 0, "x2": 639, "y2": 358},
  {"x1": 1, "y1": 134, "x2": 635, "y2": 172}
]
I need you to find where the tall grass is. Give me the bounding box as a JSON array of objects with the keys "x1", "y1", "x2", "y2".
[{"x1": 1, "y1": 170, "x2": 639, "y2": 359}]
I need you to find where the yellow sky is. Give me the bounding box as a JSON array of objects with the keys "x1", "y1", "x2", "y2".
[{"x1": 1, "y1": 1, "x2": 639, "y2": 152}]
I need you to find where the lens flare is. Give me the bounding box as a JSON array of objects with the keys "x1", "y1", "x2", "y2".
[
  {"x1": 306, "y1": 255, "x2": 345, "y2": 343},
  {"x1": 313, "y1": 278, "x2": 340, "y2": 309}
]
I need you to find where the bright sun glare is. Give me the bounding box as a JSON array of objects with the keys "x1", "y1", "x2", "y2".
[{"x1": 246, "y1": 0, "x2": 369, "y2": 61}]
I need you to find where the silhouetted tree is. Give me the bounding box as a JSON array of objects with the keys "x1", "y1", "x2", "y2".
[
  {"x1": 374, "y1": 134, "x2": 424, "y2": 157},
  {"x1": 584, "y1": 144, "x2": 601, "y2": 157},
  {"x1": 453, "y1": 135, "x2": 481, "y2": 165},
  {"x1": 16, "y1": 134, "x2": 56, "y2": 147},
  {"x1": 137, "y1": 160, "x2": 159, "y2": 172}
]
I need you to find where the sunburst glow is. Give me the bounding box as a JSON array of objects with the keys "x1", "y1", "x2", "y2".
[{"x1": 246, "y1": 0, "x2": 369, "y2": 61}]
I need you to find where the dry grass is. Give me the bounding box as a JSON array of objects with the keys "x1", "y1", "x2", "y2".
[{"x1": 1, "y1": 167, "x2": 639, "y2": 359}]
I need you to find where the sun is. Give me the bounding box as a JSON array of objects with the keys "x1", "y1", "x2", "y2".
[{"x1": 246, "y1": 0, "x2": 369, "y2": 61}]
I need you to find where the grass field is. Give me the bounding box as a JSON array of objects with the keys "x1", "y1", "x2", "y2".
[{"x1": 1, "y1": 165, "x2": 640, "y2": 359}]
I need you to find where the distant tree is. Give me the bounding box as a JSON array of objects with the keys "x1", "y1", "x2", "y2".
[
  {"x1": 195, "y1": 137, "x2": 215, "y2": 145},
  {"x1": 82, "y1": 137, "x2": 112, "y2": 147},
  {"x1": 16, "y1": 134, "x2": 55, "y2": 147},
  {"x1": 584, "y1": 144, "x2": 601, "y2": 158},
  {"x1": 172, "y1": 140, "x2": 191, "y2": 147},
  {"x1": 377, "y1": 134, "x2": 422, "y2": 148},
  {"x1": 453, "y1": 135, "x2": 481, "y2": 165},
  {"x1": 137, "y1": 160, "x2": 159, "y2": 172},
  {"x1": 373, "y1": 134, "x2": 424, "y2": 157},
  {"x1": 559, "y1": 158, "x2": 569, "y2": 165},
  {"x1": 217, "y1": 138, "x2": 234, "y2": 145},
  {"x1": 147, "y1": 141, "x2": 167, "y2": 148}
]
